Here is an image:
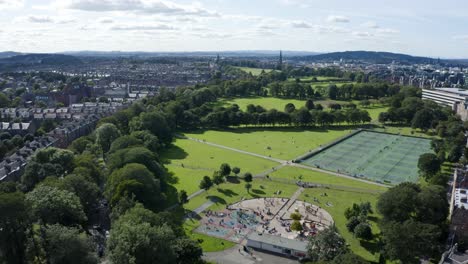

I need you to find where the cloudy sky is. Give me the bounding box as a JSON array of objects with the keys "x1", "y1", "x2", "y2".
[{"x1": 1, "y1": 0, "x2": 467, "y2": 57}]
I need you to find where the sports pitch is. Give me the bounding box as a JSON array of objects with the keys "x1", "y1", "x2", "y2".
[{"x1": 300, "y1": 131, "x2": 432, "y2": 184}]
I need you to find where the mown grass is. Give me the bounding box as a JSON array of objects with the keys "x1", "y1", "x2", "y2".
[
  {"x1": 161, "y1": 138, "x2": 278, "y2": 195},
  {"x1": 298, "y1": 188, "x2": 382, "y2": 262},
  {"x1": 235, "y1": 67, "x2": 273, "y2": 76},
  {"x1": 184, "y1": 127, "x2": 353, "y2": 160}
]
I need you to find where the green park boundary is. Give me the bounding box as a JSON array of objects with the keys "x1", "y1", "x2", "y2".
[{"x1": 295, "y1": 130, "x2": 432, "y2": 185}]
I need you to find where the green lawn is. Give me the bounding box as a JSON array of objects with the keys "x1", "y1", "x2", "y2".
[
  {"x1": 184, "y1": 178, "x2": 300, "y2": 211},
  {"x1": 222, "y1": 97, "x2": 388, "y2": 122},
  {"x1": 184, "y1": 218, "x2": 236, "y2": 252},
  {"x1": 235, "y1": 67, "x2": 273, "y2": 76},
  {"x1": 161, "y1": 138, "x2": 278, "y2": 195},
  {"x1": 184, "y1": 127, "x2": 353, "y2": 160},
  {"x1": 299, "y1": 188, "x2": 382, "y2": 262},
  {"x1": 269, "y1": 166, "x2": 388, "y2": 191}
]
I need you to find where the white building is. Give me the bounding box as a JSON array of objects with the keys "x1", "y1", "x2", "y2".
[
  {"x1": 422, "y1": 88, "x2": 468, "y2": 121},
  {"x1": 246, "y1": 232, "x2": 308, "y2": 259}
]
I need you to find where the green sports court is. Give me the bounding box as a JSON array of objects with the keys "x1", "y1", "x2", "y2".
[{"x1": 300, "y1": 131, "x2": 432, "y2": 184}]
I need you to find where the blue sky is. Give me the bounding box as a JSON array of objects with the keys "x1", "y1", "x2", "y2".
[{"x1": 0, "y1": 0, "x2": 467, "y2": 57}]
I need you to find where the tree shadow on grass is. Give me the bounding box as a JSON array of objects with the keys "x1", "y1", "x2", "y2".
[
  {"x1": 206, "y1": 195, "x2": 227, "y2": 205},
  {"x1": 160, "y1": 144, "x2": 188, "y2": 163},
  {"x1": 360, "y1": 240, "x2": 380, "y2": 255},
  {"x1": 226, "y1": 176, "x2": 240, "y2": 184},
  {"x1": 216, "y1": 188, "x2": 238, "y2": 197},
  {"x1": 164, "y1": 169, "x2": 179, "y2": 185},
  {"x1": 251, "y1": 189, "x2": 266, "y2": 195}
]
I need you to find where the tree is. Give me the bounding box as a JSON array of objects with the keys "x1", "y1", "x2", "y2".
[
  {"x1": 284, "y1": 103, "x2": 296, "y2": 113},
  {"x1": 108, "y1": 147, "x2": 164, "y2": 178},
  {"x1": 305, "y1": 99, "x2": 315, "y2": 110},
  {"x1": 109, "y1": 135, "x2": 143, "y2": 153},
  {"x1": 380, "y1": 220, "x2": 442, "y2": 263},
  {"x1": 331, "y1": 253, "x2": 369, "y2": 264},
  {"x1": 41, "y1": 224, "x2": 98, "y2": 264},
  {"x1": 199, "y1": 176, "x2": 213, "y2": 190},
  {"x1": 212, "y1": 171, "x2": 225, "y2": 185},
  {"x1": 412, "y1": 108, "x2": 434, "y2": 131},
  {"x1": 346, "y1": 216, "x2": 360, "y2": 232},
  {"x1": 131, "y1": 111, "x2": 173, "y2": 144},
  {"x1": 26, "y1": 186, "x2": 87, "y2": 226},
  {"x1": 418, "y1": 153, "x2": 441, "y2": 179},
  {"x1": 95, "y1": 123, "x2": 121, "y2": 153},
  {"x1": 245, "y1": 182, "x2": 252, "y2": 193},
  {"x1": 354, "y1": 223, "x2": 372, "y2": 240},
  {"x1": 171, "y1": 238, "x2": 203, "y2": 264},
  {"x1": 179, "y1": 190, "x2": 188, "y2": 204},
  {"x1": 60, "y1": 174, "x2": 100, "y2": 217},
  {"x1": 107, "y1": 210, "x2": 177, "y2": 264},
  {"x1": 377, "y1": 182, "x2": 420, "y2": 222},
  {"x1": 290, "y1": 212, "x2": 302, "y2": 221},
  {"x1": 0, "y1": 191, "x2": 30, "y2": 264},
  {"x1": 232, "y1": 167, "x2": 240, "y2": 176},
  {"x1": 291, "y1": 220, "x2": 303, "y2": 231},
  {"x1": 328, "y1": 84, "x2": 338, "y2": 100},
  {"x1": 0, "y1": 92, "x2": 9, "y2": 107},
  {"x1": 244, "y1": 172, "x2": 253, "y2": 182},
  {"x1": 106, "y1": 163, "x2": 163, "y2": 211},
  {"x1": 219, "y1": 163, "x2": 231, "y2": 176},
  {"x1": 307, "y1": 226, "x2": 347, "y2": 262}
]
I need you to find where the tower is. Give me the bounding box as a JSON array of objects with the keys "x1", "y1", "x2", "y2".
[{"x1": 278, "y1": 50, "x2": 283, "y2": 70}]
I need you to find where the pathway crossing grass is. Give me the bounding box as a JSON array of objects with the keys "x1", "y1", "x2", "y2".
[
  {"x1": 301, "y1": 131, "x2": 432, "y2": 184},
  {"x1": 161, "y1": 138, "x2": 278, "y2": 195},
  {"x1": 184, "y1": 127, "x2": 352, "y2": 160}
]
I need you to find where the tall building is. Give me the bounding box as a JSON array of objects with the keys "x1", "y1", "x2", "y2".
[
  {"x1": 278, "y1": 50, "x2": 283, "y2": 70},
  {"x1": 422, "y1": 88, "x2": 468, "y2": 120}
]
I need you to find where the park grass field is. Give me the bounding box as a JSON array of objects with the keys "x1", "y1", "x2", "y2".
[
  {"x1": 184, "y1": 219, "x2": 236, "y2": 252},
  {"x1": 221, "y1": 96, "x2": 388, "y2": 122},
  {"x1": 298, "y1": 188, "x2": 381, "y2": 262},
  {"x1": 301, "y1": 131, "x2": 432, "y2": 184},
  {"x1": 184, "y1": 127, "x2": 353, "y2": 160},
  {"x1": 268, "y1": 166, "x2": 388, "y2": 191},
  {"x1": 235, "y1": 67, "x2": 273, "y2": 76},
  {"x1": 161, "y1": 138, "x2": 278, "y2": 195}
]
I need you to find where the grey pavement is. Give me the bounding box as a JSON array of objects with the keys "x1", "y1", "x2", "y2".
[{"x1": 203, "y1": 244, "x2": 299, "y2": 264}]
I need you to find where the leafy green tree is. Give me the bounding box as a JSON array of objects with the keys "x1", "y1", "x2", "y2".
[
  {"x1": 171, "y1": 238, "x2": 203, "y2": 264},
  {"x1": 107, "y1": 206, "x2": 177, "y2": 264},
  {"x1": 61, "y1": 174, "x2": 100, "y2": 217},
  {"x1": 290, "y1": 212, "x2": 302, "y2": 221},
  {"x1": 232, "y1": 167, "x2": 240, "y2": 176},
  {"x1": 106, "y1": 163, "x2": 163, "y2": 211},
  {"x1": 69, "y1": 137, "x2": 93, "y2": 154},
  {"x1": 109, "y1": 135, "x2": 143, "y2": 153},
  {"x1": 418, "y1": 153, "x2": 441, "y2": 179},
  {"x1": 284, "y1": 103, "x2": 296, "y2": 113},
  {"x1": 245, "y1": 183, "x2": 252, "y2": 193},
  {"x1": 95, "y1": 123, "x2": 121, "y2": 153},
  {"x1": 179, "y1": 190, "x2": 188, "y2": 204},
  {"x1": 412, "y1": 109, "x2": 434, "y2": 131},
  {"x1": 291, "y1": 220, "x2": 303, "y2": 231},
  {"x1": 199, "y1": 176, "x2": 213, "y2": 190},
  {"x1": 354, "y1": 223, "x2": 372, "y2": 240},
  {"x1": 305, "y1": 99, "x2": 315, "y2": 110},
  {"x1": 328, "y1": 84, "x2": 338, "y2": 100},
  {"x1": 219, "y1": 163, "x2": 231, "y2": 176},
  {"x1": 212, "y1": 171, "x2": 225, "y2": 185},
  {"x1": 26, "y1": 186, "x2": 87, "y2": 226},
  {"x1": 380, "y1": 220, "x2": 442, "y2": 263},
  {"x1": 131, "y1": 130, "x2": 161, "y2": 152},
  {"x1": 307, "y1": 226, "x2": 347, "y2": 262},
  {"x1": 0, "y1": 92, "x2": 9, "y2": 107},
  {"x1": 377, "y1": 182, "x2": 420, "y2": 222},
  {"x1": 0, "y1": 191, "x2": 30, "y2": 264},
  {"x1": 244, "y1": 172, "x2": 253, "y2": 182},
  {"x1": 108, "y1": 147, "x2": 164, "y2": 178},
  {"x1": 331, "y1": 253, "x2": 369, "y2": 264},
  {"x1": 42, "y1": 224, "x2": 98, "y2": 264},
  {"x1": 346, "y1": 216, "x2": 360, "y2": 232},
  {"x1": 130, "y1": 111, "x2": 173, "y2": 144}
]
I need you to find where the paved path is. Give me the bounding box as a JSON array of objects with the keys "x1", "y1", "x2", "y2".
[
  {"x1": 275, "y1": 187, "x2": 304, "y2": 218},
  {"x1": 204, "y1": 244, "x2": 298, "y2": 264},
  {"x1": 184, "y1": 136, "x2": 286, "y2": 163}
]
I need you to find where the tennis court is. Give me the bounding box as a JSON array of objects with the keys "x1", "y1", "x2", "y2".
[{"x1": 300, "y1": 131, "x2": 432, "y2": 184}]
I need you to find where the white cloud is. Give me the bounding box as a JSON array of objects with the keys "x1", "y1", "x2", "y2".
[
  {"x1": 377, "y1": 28, "x2": 400, "y2": 34},
  {"x1": 362, "y1": 21, "x2": 379, "y2": 28},
  {"x1": 0, "y1": 0, "x2": 23, "y2": 10},
  {"x1": 327, "y1": 15, "x2": 350, "y2": 23},
  {"x1": 453, "y1": 35, "x2": 468, "y2": 41},
  {"x1": 353, "y1": 31, "x2": 373, "y2": 38},
  {"x1": 57, "y1": 0, "x2": 220, "y2": 17},
  {"x1": 110, "y1": 24, "x2": 175, "y2": 31},
  {"x1": 290, "y1": 21, "x2": 312, "y2": 29},
  {"x1": 98, "y1": 17, "x2": 114, "y2": 24},
  {"x1": 15, "y1": 15, "x2": 76, "y2": 24}
]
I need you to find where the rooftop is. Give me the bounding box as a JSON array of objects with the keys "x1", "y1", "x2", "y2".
[{"x1": 247, "y1": 232, "x2": 308, "y2": 252}]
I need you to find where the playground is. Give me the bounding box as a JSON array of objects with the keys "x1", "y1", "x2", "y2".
[
  {"x1": 300, "y1": 130, "x2": 432, "y2": 184},
  {"x1": 195, "y1": 197, "x2": 333, "y2": 243}
]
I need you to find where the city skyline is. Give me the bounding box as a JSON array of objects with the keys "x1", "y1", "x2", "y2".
[{"x1": 1, "y1": 0, "x2": 468, "y2": 58}]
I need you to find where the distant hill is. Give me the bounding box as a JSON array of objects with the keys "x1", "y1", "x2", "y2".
[
  {"x1": 0, "y1": 53, "x2": 82, "y2": 71},
  {"x1": 63, "y1": 50, "x2": 322, "y2": 58},
  {"x1": 293, "y1": 51, "x2": 437, "y2": 64},
  {"x1": 0, "y1": 51, "x2": 22, "y2": 59}
]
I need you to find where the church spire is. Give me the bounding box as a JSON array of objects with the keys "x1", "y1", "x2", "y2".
[{"x1": 278, "y1": 50, "x2": 283, "y2": 70}]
